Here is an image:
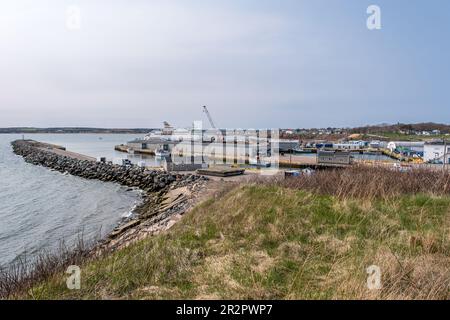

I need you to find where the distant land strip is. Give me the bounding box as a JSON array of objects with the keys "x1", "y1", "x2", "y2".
[
  {"x1": 0, "y1": 127, "x2": 155, "y2": 134},
  {"x1": 1, "y1": 122, "x2": 450, "y2": 135}
]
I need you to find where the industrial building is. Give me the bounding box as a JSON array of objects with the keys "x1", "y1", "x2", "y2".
[
  {"x1": 278, "y1": 140, "x2": 300, "y2": 152},
  {"x1": 386, "y1": 141, "x2": 424, "y2": 157},
  {"x1": 333, "y1": 141, "x2": 368, "y2": 150},
  {"x1": 386, "y1": 141, "x2": 424, "y2": 153},
  {"x1": 317, "y1": 151, "x2": 352, "y2": 165},
  {"x1": 369, "y1": 140, "x2": 387, "y2": 149},
  {"x1": 424, "y1": 141, "x2": 450, "y2": 164},
  {"x1": 126, "y1": 138, "x2": 178, "y2": 155}
]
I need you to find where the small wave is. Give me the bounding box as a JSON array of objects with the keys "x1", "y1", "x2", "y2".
[
  {"x1": 122, "y1": 203, "x2": 138, "y2": 218},
  {"x1": 0, "y1": 134, "x2": 144, "y2": 268}
]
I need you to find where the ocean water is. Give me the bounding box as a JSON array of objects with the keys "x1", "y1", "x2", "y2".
[
  {"x1": 0, "y1": 134, "x2": 144, "y2": 268},
  {"x1": 21, "y1": 133, "x2": 163, "y2": 167}
]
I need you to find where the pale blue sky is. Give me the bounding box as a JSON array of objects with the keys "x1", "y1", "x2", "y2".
[{"x1": 0, "y1": 0, "x2": 449, "y2": 128}]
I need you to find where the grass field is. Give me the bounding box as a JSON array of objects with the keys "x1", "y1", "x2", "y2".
[{"x1": 14, "y1": 169, "x2": 450, "y2": 300}]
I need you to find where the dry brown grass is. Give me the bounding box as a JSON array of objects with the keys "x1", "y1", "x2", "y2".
[
  {"x1": 267, "y1": 165, "x2": 450, "y2": 200},
  {"x1": 4, "y1": 167, "x2": 450, "y2": 300}
]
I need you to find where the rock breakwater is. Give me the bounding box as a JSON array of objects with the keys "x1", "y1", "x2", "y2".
[
  {"x1": 11, "y1": 139, "x2": 209, "y2": 248},
  {"x1": 11, "y1": 140, "x2": 204, "y2": 192}
]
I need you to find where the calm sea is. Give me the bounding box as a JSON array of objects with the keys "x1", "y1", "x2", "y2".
[{"x1": 0, "y1": 134, "x2": 146, "y2": 268}]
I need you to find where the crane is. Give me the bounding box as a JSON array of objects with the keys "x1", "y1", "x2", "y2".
[{"x1": 202, "y1": 106, "x2": 216, "y2": 129}]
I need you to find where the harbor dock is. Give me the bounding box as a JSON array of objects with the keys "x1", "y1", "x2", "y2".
[{"x1": 197, "y1": 167, "x2": 246, "y2": 177}]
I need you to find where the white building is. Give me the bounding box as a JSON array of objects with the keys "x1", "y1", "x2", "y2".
[
  {"x1": 333, "y1": 140, "x2": 367, "y2": 150},
  {"x1": 333, "y1": 143, "x2": 362, "y2": 150},
  {"x1": 424, "y1": 142, "x2": 450, "y2": 163}
]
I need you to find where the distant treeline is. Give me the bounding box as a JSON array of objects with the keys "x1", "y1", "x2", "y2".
[
  {"x1": 1, "y1": 122, "x2": 449, "y2": 135},
  {"x1": 0, "y1": 127, "x2": 155, "y2": 134},
  {"x1": 350, "y1": 122, "x2": 450, "y2": 134}
]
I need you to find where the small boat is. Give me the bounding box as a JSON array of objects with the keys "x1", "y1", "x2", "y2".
[{"x1": 155, "y1": 149, "x2": 171, "y2": 158}]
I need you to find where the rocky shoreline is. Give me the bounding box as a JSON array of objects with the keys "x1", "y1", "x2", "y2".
[{"x1": 11, "y1": 139, "x2": 208, "y2": 251}]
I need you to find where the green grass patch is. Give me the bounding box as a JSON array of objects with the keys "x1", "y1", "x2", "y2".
[{"x1": 22, "y1": 185, "x2": 450, "y2": 300}]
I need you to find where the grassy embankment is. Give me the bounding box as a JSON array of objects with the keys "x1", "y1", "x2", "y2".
[{"x1": 9, "y1": 167, "x2": 450, "y2": 299}]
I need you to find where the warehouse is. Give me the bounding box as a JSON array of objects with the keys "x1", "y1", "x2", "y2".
[{"x1": 424, "y1": 141, "x2": 450, "y2": 164}]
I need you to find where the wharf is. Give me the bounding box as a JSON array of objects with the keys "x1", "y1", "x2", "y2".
[
  {"x1": 115, "y1": 144, "x2": 155, "y2": 155},
  {"x1": 197, "y1": 167, "x2": 245, "y2": 177}
]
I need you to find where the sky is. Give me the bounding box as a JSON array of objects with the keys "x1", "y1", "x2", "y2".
[{"x1": 0, "y1": 0, "x2": 449, "y2": 129}]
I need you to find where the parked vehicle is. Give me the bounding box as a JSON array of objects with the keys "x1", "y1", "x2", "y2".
[{"x1": 155, "y1": 149, "x2": 171, "y2": 158}]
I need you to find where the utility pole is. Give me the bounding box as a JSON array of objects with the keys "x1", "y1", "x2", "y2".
[{"x1": 444, "y1": 139, "x2": 447, "y2": 172}]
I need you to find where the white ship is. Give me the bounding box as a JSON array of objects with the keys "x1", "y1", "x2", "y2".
[{"x1": 144, "y1": 122, "x2": 203, "y2": 142}]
